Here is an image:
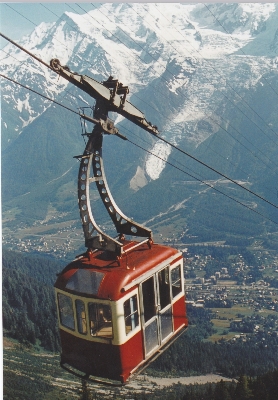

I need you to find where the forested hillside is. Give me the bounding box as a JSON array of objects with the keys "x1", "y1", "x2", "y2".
[
  {"x1": 2, "y1": 248, "x2": 64, "y2": 284},
  {"x1": 2, "y1": 249, "x2": 63, "y2": 351}
]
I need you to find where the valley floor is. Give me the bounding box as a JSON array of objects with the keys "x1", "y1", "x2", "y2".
[{"x1": 130, "y1": 373, "x2": 234, "y2": 389}]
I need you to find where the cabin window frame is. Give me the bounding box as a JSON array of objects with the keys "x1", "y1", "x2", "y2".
[
  {"x1": 57, "y1": 292, "x2": 75, "y2": 331},
  {"x1": 158, "y1": 265, "x2": 171, "y2": 311},
  {"x1": 75, "y1": 299, "x2": 88, "y2": 335},
  {"x1": 170, "y1": 264, "x2": 183, "y2": 300},
  {"x1": 65, "y1": 269, "x2": 105, "y2": 295},
  {"x1": 124, "y1": 294, "x2": 139, "y2": 336},
  {"x1": 56, "y1": 290, "x2": 115, "y2": 343}
]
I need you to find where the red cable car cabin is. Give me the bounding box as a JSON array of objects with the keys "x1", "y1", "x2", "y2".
[{"x1": 54, "y1": 239, "x2": 188, "y2": 384}]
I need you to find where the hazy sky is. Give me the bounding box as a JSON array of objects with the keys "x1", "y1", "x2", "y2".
[
  {"x1": 0, "y1": 2, "x2": 106, "y2": 46},
  {"x1": 0, "y1": 1, "x2": 165, "y2": 44},
  {"x1": 1, "y1": 3, "x2": 68, "y2": 40}
]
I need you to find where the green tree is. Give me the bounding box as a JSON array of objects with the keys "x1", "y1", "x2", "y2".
[
  {"x1": 214, "y1": 380, "x2": 232, "y2": 400},
  {"x1": 235, "y1": 375, "x2": 253, "y2": 400},
  {"x1": 205, "y1": 383, "x2": 214, "y2": 400}
]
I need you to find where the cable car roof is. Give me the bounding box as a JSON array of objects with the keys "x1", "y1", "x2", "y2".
[{"x1": 55, "y1": 240, "x2": 182, "y2": 301}]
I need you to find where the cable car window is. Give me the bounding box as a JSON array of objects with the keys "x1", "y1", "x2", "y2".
[
  {"x1": 76, "y1": 299, "x2": 87, "y2": 335},
  {"x1": 57, "y1": 293, "x2": 75, "y2": 330},
  {"x1": 124, "y1": 295, "x2": 139, "y2": 335},
  {"x1": 65, "y1": 269, "x2": 105, "y2": 295},
  {"x1": 88, "y1": 303, "x2": 113, "y2": 338},
  {"x1": 142, "y1": 277, "x2": 156, "y2": 323},
  {"x1": 158, "y1": 267, "x2": 171, "y2": 310},
  {"x1": 171, "y1": 265, "x2": 182, "y2": 298}
]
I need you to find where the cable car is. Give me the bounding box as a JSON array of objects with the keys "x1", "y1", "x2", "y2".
[
  {"x1": 51, "y1": 59, "x2": 188, "y2": 384},
  {"x1": 55, "y1": 239, "x2": 187, "y2": 384}
]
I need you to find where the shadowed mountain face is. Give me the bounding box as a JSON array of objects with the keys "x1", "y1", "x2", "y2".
[{"x1": 2, "y1": 3, "x2": 278, "y2": 255}]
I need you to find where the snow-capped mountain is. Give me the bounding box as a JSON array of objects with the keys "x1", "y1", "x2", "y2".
[
  {"x1": 2, "y1": 3, "x2": 278, "y2": 152},
  {"x1": 2, "y1": 3, "x2": 278, "y2": 252}
]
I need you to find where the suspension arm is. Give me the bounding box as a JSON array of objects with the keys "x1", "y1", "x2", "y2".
[
  {"x1": 78, "y1": 126, "x2": 152, "y2": 256},
  {"x1": 49, "y1": 58, "x2": 155, "y2": 255},
  {"x1": 50, "y1": 58, "x2": 159, "y2": 136}
]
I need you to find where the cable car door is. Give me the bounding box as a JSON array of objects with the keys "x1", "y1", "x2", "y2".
[{"x1": 140, "y1": 266, "x2": 173, "y2": 356}]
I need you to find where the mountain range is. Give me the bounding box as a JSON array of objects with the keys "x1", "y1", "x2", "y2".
[{"x1": 2, "y1": 2, "x2": 278, "y2": 256}]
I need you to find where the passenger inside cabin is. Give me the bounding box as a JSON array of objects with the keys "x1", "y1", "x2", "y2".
[{"x1": 89, "y1": 303, "x2": 113, "y2": 338}]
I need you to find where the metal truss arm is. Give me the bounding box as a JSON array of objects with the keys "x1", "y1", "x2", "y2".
[{"x1": 78, "y1": 125, "x2": 152, "y2": 256}]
